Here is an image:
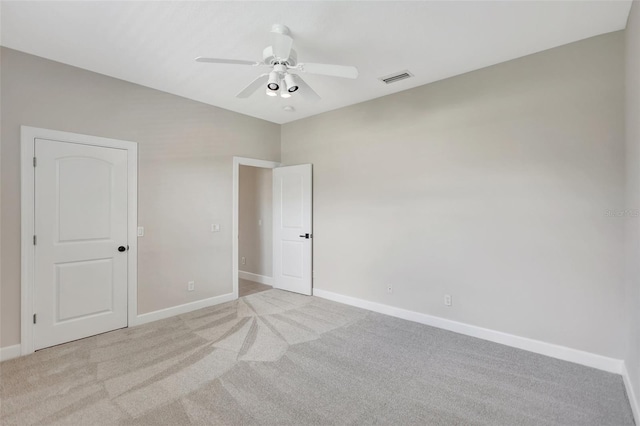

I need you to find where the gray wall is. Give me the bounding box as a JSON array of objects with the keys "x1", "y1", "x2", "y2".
[
  {"x1": 625, "y1": 1, "x2": 640, "y2": 413},
  {"x1": 239, "y1": 165, "x2": 273, "y2": 277},
  {"x1": 282, "y1": 32, "x2": 626, "y2": 358},
  {"x1": 0, "y1": 48, "x2": 280, "y2": 348}
]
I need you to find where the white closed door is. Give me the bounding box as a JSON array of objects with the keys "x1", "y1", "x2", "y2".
[
  {"x1": 273, "y1": 164, "x2": 312, "y2": 295},
  {"x1": 34, "y1": 138, "x2": 129, "y2": 350}
]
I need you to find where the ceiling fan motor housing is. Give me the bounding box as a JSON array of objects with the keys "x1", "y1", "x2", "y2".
[
  {"x1": 270, "y1": 23, "x2": 290, "y2": 35},
  {"x1": 263, "y1": 46, "x2": 297, "y2": 66}
]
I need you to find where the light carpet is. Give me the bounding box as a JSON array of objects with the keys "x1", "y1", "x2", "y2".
[
  {"x1": 238, "y1": 279, "x2": 271, "y2": 298},
  {"x1": 0, "y1": 289, "x2": 634, "y2": 425}
]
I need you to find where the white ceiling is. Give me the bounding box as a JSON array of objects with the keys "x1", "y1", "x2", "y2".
[{"x1": 0, "y1": 1, "x2": 632, "y2": 124}]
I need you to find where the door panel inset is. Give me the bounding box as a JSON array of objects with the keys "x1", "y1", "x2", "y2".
[
  {"x1": 281, "y1": 175, "x2": 304, "y2": 228},
  {"x1": 57, "y1": 157, "x2": 112, "y2": 242},
  {"x1": 281, "y1": 241, "x2": 304, "y2": 278},
  {"x1": 56, "y1": 259, "x2": 113, "y2": 322}
]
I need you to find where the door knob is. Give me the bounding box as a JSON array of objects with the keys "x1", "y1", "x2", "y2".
[
  {"x1": 299, "y1": 233, "x2": 311, "y2": 239},
  {"x1": 118, "y1": 246, "x2": 127, "y2": 252}
]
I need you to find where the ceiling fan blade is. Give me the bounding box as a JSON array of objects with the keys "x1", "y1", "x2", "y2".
[
  {"x1": 299, "y1": 63, "x2": 358, "y2": 79},
  {"x1": 236, "y1": 74, "x2": 269, "y2": 98},
  {"x1": 196, "y1": 57, "x2": 261, "y2": 66},
  {"x1": 291, "y1": 75, "x2": 321, "y2": 102},
  {"x1": 271, "y1": 31, "x2": 293, "y2": 60}
]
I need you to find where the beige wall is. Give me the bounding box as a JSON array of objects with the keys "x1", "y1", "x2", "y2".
[
  {"x1": 0, "y1": 48, "x2": 280, "y2": 348},
  {"x1": 282, "y1": 32, "x2": 626, "y2": 358},
  {"x1": 625, "y1": 1, "x2": 640, "y2": 413},
  {"x1": 239, "y1": 165, "x2": 273, "y2": 277}
]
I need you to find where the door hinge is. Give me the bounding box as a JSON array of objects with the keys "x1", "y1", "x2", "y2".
[
  {"x1": 33, "y1": 314, "x2": 37, "y2": 324},
  {"x1": 33, "y1": 235, "x2": 37, "y2": 245},
  {"x1": 33, "y1": 157, "x2": 37, "y2": 167}
]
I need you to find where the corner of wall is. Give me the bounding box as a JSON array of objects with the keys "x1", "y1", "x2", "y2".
[{"x1": 625, "y1": 0, "x2": 640, "y2": 422}]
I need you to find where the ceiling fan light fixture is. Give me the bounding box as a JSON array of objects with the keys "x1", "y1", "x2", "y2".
[
  {"x1": 265, "y1": 87, "x2": 277, "y2": 97},
  {"x1": 280, "y1": 86, "x2": 291, "y2": 98},
  {"x1": 267, "y1": 71, "x2": 280, "y2": 91},
  {"x1": 284, "y1": 73, "x2": 298, "y2": 93}
]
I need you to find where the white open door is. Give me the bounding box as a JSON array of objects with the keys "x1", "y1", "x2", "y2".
[
  {"x1": 34, "y1": 138, "x2": 129, "y2": 350},
  {"x1": 273, "y1": 164, "x2": 312, "y2": 295}
]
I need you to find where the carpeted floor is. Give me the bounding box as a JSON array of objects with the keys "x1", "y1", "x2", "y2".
[
  {"x1": 0, "y1": 289, "x2": 634, "y2": 425},
  {"x1": 238, "y1": 279, "x2": 271, "y2": 297}
]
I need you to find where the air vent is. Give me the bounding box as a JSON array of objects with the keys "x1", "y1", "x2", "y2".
[{"x1": 379, "y1": 70, "x2": 413, "y2": 84}]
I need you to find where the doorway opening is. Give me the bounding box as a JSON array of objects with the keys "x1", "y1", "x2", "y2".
[
  {"x1": 232, "y1": 157, "x2": 280, "y2": 299},
  {"x1": 232, "y1": 157, "x2": 313, "y2": 298},
  {"x1": 238, "y1": 164, "x2": 274, "y2": 297}
]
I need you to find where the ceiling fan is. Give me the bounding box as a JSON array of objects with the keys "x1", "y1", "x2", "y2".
[{"x1": 195, "y1": 24, "x2": 358, "y2": 101}]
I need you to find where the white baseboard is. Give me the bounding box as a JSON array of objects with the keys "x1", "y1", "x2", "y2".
[
  {"x1": 239, "y1": 271, "x2": 273, "y2": 286},
  {"x1": 312, "y1": 288, "x2": 623, "y2": 375},
  {"x1": 623, "y1": 363, "x2": 640, "y2": 424},
  {"x1": 0, "y1": 344, "x2": 22, "y2": 362},
  {"x1": 134, "y1": 292, "x2": 236, "y2": 326}
]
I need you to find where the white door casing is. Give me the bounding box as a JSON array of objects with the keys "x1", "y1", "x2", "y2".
[
  {"x1": 272, "y1": 164, "x2": 312, "y2": 295},
  {"x1": 33, "y1": 139, "x2": 129, "y2": 350}
]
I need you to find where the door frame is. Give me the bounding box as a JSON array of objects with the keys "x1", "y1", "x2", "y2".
[
  {"x1": 20, "y1": 126, "x2": 138, "y2": 355},
  {"x1": 232, "y1": 156, "x2": 280, "y2": 299}
]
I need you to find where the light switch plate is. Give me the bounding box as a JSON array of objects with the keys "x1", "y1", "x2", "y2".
[
  {"x1": 211, "y1": 224, "x2": 220, "y2": 232},
  {"x1": 137, "y1": 226, "x2": 144, "y2": 237}
]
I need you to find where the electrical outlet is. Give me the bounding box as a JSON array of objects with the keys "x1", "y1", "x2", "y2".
[
  {"x1": 444, "y1": 294, "x2": 452, "y2": 306},
  {"x1": 387, "y1": 285, "x2": 393, "y2": 294},
  {"x1": 188, "y1": 281, "x2": 195, "y2": 292},
  {"x1": 211, "y1": 224, "x2": 220, "y2": 232},
  {"x1": 241, "y1": 257, "x2": 246, "y2": 265}
]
